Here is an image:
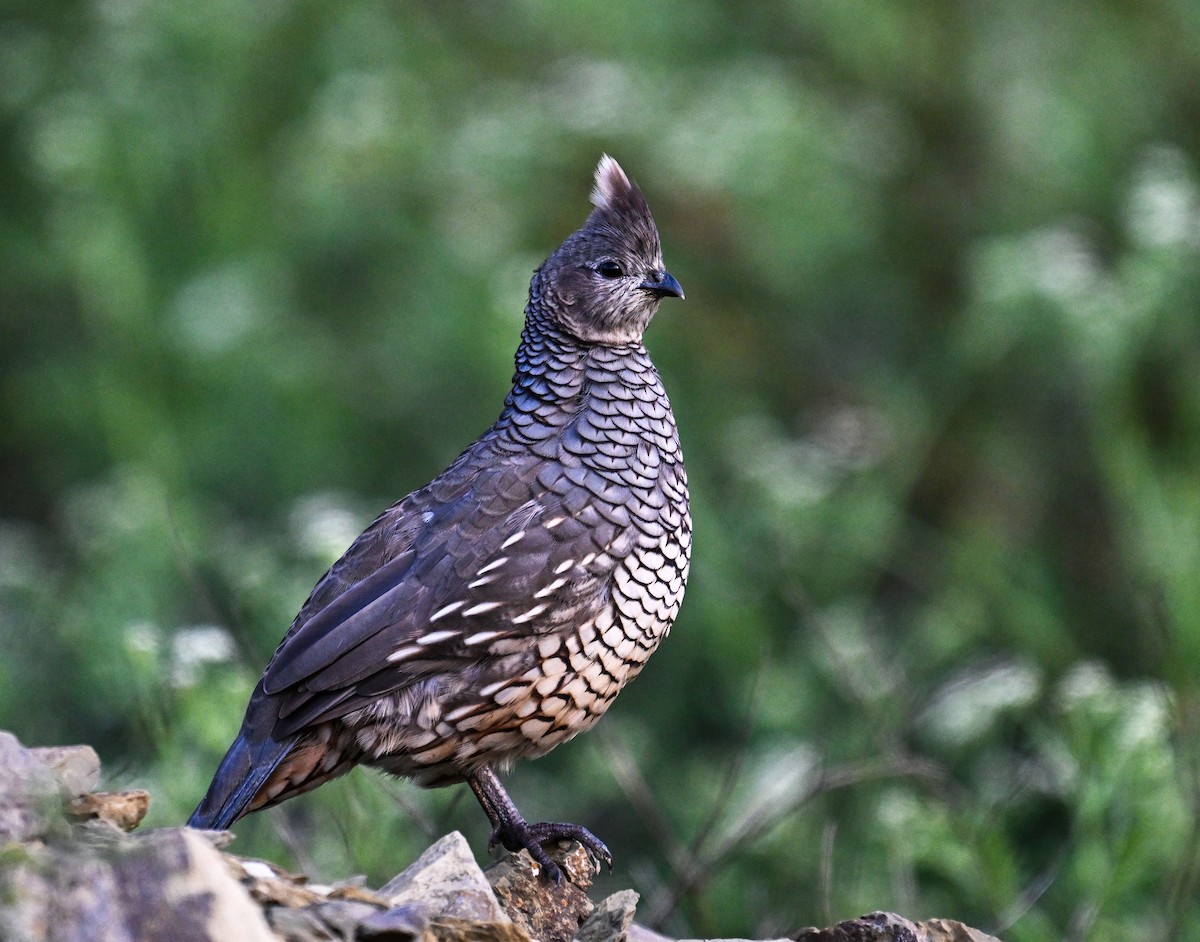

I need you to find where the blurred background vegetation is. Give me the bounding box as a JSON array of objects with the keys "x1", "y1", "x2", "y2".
[{"x1": 3, "y1": 1, "x2": 1200, "y2": 939}]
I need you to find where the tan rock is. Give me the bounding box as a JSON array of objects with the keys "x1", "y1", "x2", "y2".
[
  {"x1": 485, "y1": 844, "x2": 595, "y2": 942},
  {"x1": 429, "y1": 915, "x2": 533, "y2": 942},
  {"x1": 67, "y1": 790, "x2": 150, "y2": 832},
  {"x1": 921, "y1": 917, "x2": 1005, "y2": 942},
  {"x1": 794, "y1": 911, "x2": 1005, "y2": 942}
]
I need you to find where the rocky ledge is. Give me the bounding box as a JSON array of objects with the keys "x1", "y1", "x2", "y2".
[{"x1": 0, "y1": 731, "x2": 1001, "y2": 942}]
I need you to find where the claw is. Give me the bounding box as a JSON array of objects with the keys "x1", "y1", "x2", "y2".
[
  {"x1": 493, "y1": 819, "x2": 607, "y2": 883},
  {"x1": 466, "y1": 767, "x2": 612, "y2": 884},
  {"x1": 527, "y1": 843, "x2": 565, "y2": 884},
  {"x1": 526, "y1": 822, "x2": 612, "y2": 871}
]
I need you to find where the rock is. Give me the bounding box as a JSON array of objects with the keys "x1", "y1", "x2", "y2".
[
  {"x1": 919, "y1": 917, "x2": 1005, "y2": 942},
  {"x1": 0, "y1": 731, "x2": 70, "y2": 843},
  {"x1": 485, "y1": 843, "x2": 595, "y2": 942},
  {"x1": 313, "y1": 899, "x2": 392, "y2": 937},
  {"x1": 329, "y1": 881, "x2": 392, "y2": 905},
  {"x1": 432, "y1": 916, "x2": 530, "y2": 940},
  {"x1": 267, "y1": 898, "x2": 422, "y2": 942},
  {"x1": 266, "y1": 904, "x2": 339, "y2": 942},
  {"x1": 242, "y1": 865, "x2": 326, "y2": 909},
  {"x1": 627, "y1": 922, "x2": 674, "y2": 942},
  {"x1": 381, "y1": 831, "x2": 511, "y2": 924},
  {"x1": 428, "y1": 916, "x2": 533, "y2": 942},
  {"x1": 125, "y1": 829, "x2": 279, "y2": 941},
  {"x1": 575, "y1": 889, "x2": 639, "y2": 942},
  {"x1": 678, "y1": 938, "x2": 790, "y2": 942},
  {"x1": 358, "y1": 902, "x2": 432, "y2": 940},
  {"x1": 0, "y1": 827, "x2": 277, "y2": 942},
  {"x1": 191, "y1": 828, "x2": 237, "y2": 850},
  {"x1": 0, "y1": 730, "x2": 1010, "y2": 942},
  {"x1": 30, "y1": 745, "x2": 101, "y2": 798},
  {"x1": 794, "y1": 911, "x2": 1005, "y2": 942},
  {"x1": 67, "y1": 789, "x2": 150, "y2": 832}
]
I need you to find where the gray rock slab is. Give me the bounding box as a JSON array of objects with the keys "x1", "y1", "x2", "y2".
[
  {"x1": 0, "y1": 827, "x2": 277, "y2": 942},
  {"x1": 627, "y1": 922, "x2": 674, "y2": 942},
  {"x1": 381, "y1": 831, "x2": 510, "y2": 924},
  {"x1": 358, "y1": 902, "x2": 430, "y2": 940},
  {"x1": 575, "y1": 889, "x2": 639, "y2": 942},
  {"x1": 30, "y1": 745, "x2": 101, "y2": 798},
  {"x1": 0, "y1": 730, "x2": 68, "y2": 843}
]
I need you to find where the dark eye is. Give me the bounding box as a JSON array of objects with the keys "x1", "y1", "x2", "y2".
[{"x1": 596, "y1": 261, "x2": 624, "y2": 279}]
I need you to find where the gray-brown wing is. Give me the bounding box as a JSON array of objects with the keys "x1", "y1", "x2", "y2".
[{"x1": 261, "y1": 443, "x2": 633, "y2": 737}]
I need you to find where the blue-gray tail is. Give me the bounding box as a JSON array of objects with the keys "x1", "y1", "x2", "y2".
[{"x1": 187, "y1": 732, "x2": 293, "y2": 830}]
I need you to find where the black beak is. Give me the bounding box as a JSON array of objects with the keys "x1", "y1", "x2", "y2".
[{"x1": 640, "y1": 270, "x2": 684, "y2": 300}]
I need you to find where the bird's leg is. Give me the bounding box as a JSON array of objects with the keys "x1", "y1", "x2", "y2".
[{"x1": 466, "y1": 765, "x2": 612, "y2": 884}]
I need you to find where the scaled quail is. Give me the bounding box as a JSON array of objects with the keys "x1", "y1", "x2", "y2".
[{"x1": 188, "y1": 156, "x2": 690, "y2": 882}]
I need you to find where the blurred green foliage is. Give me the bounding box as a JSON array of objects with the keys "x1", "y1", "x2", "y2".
[{"x1": 3, "y1": 1, "x2": 1200, "y2": 939}]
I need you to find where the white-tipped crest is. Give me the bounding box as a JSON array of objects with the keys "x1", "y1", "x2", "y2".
[{"x1": 590, "y1": 154, "x2": 632, "y2": 211}]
